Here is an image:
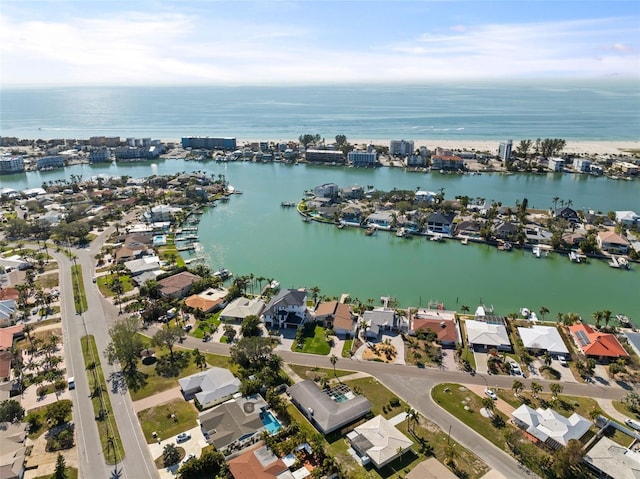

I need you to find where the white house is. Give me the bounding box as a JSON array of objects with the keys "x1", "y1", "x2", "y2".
[
  {"x1": 616, "y1": 210, "x2": 640, "y2": 228},
  {"x1": 465, "y1": 319, "x2": 511, "y2": 351},
  {"x1": 548, "y1": 157, "x2": 565, "y2": 172},
  {"x1": 178, "y1": 367, "x2": 241, "y2": 409},
  {"x1": 261, "y1": 288, "x2": 308, "y2": 329},
  {"x1": 517, "y1": 325, "x2": 569, "y2": 356},
  {"x1": 362, "y1": 308, "x2": 397, "y2": 338},
  {"x1": 347, "y1": 415, "x2": 413, "y2": 468},
  {"x1": 512, "y1": 405, "x2": 591, "y2": 449}
]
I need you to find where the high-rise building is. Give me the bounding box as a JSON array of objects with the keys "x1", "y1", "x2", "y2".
[
  {"x1": 390, "y1": 140, "x2": 415, "y2": 157},
  {"x1": 498, "y1": 140, "x2": 513, "y2": 161}
]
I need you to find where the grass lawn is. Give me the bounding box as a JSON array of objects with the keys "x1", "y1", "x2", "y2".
[
  {"x1": 602, "y1": 424, "x2": 636, "y2": 447},
  {"x1": 33, "y1": 468, "x2": 78, "y2": 479},
  {"x1": 71, "y1": 264, "x2": 87, "y2": 313},
  {"x1": 613, "y1": 400, "x2": 639, "y2": 420},
  {"x1": 81, "y1": 335, "x2": 124, "y2": 464},
  {"x1": 97, "y1": 274, "x2": 135, "y2": 297},
  {"x1": 137, "y1": 398, "x2": 199, "y2": 443},
  {"x1": 158, "y1": 245, "x2": 186, "y2": 267},
  {"x1": 25, "y1": 401, "x2": 73, "y2": 440},
  {"x1": 35, "y1": 272, "x2": 59, "y2": 289},
  {"x1": 288, "y1": 364, "x2": 353, "y2": 380},
  {"x1": 191, "y1": 313, "x2": 221, "y2": 339},
  {"x1": 494, "y1": 388, "x2": 606, "y2": 420},
  {"x1": 293, "y1": 325, "x2": 331, "y2": 355},
  {"x1": 341, "y1": 339, "x2": 353, "y2": 358},
  {"x1": 460, "y1": 348, "x2": 476, "y2": 370}
]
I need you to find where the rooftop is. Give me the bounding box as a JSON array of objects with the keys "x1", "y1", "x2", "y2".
[
  {"x1": 347, "y1": 415, "x2": 413, "y2": 468},
  {"x1": 569, "y1": 323, "x2": 629, "y2": 358}
]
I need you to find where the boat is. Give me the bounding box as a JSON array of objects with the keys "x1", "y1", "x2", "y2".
[
  {"x1": 608, "y1": 256, "x2": 620, "y2": 268},
  {"x1": 302, "y1": 216, "x2": 311, "y2": 223},
  {"x1": 365, "y1": 225, "x2": 377, "y2": 236},
  {"x1": 568, "y1": 251, "x2": 581, "y2": 263},
  {"x1": 337, "y1": 222, "x2": 345, "y2": 229},
  {"x1": 461, "y1": 237, "x2": 469, "y2": 245},
  {"x1": 520, "y1": 307, "x2": 531, "y2": 318},
  {"x1": 213, "y1": 268, "x2": 232, "y2": 280},
  {"x1": 396, "y1": 228, "x2": 406, "y2": 238},
  {"x1": 618, "y1": 257, "x2": 630, "y2": 270},
  {"x1": 430, "y1": 233, "x2": 443, "y2": 242},
  {"x1": 269, "y1": 280, "x2": 280, "y2": 290},
  {"x1": 617, "y1": 314, "x2": 632, "y2": 327},
  {"x1": 281, "y1": 201, "x2": 295, "y2": 207},
  {"x1": 532, "y1": 246, "x2": 541, "y2": 258}
]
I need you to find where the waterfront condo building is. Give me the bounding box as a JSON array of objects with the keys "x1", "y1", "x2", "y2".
[
  {"x1": 572, "y1": 158, "x2": 591, "y2": 173},
  {"x1": 36, "y1": 155, "x2": 65, "y2": 170},
  {"x1": 181, "y1": 137, "x2": 237, "y2": 150},
  {"x1": 548, "y1": 157, "x2": 565, "y2": 172},
  {"x1": 498, "y1": 140, "x2": 513, "y2": 161},
  {"x1": 348, "y1": 149, "x2": 377, "y2": 167},
  {"x1": 88, "y1": 148, "x2": 111, "y2": 163},
  {"x1": 305, "y1": 149, "x2": 345, "y2": 164},
  {"x1": 0, "y1": 156, "x2": 25, "y2": 174},
  {"x1": 390, "y1": 139, "x2": 414, "y2": 157}
]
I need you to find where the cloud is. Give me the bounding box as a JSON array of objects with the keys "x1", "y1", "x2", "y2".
[{"x1": 607, "y1": 43, "x2": 634, "y2": 53}]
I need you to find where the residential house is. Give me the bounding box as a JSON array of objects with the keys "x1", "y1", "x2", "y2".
[
  {"x1": 314, "y1": 301, "x2": 356, "y2": 338},
  {"x1": 261, "y1": 289, "x2": 308, "y2": 329},
  {"x1": 426, "y1": 212, "x2": 456, "y2": 235},
  {"x1": 410, "y1": 309, "x2": 460, "y2": 348},
  {"x1": 583, "y1": 212, "x2": 614, "y2": 227},
  {"x1": 123, "y1": 256, "x2": 161, "y2": 277},
  {"x1": 406, "y1": 458, "x2": 457, "y2": 479},
  {"x1": 114, "y1": 244, "x2": 149, "y2": 263},
  {"x1": 366, "y1": 211, "x2": 394, "y2": 229},
  {"x1": 313, "y1": 183, "x2": 339, "y2": 199},
  {"x1": 362, "y1": 308, "x2": 397, "y2": 338},
  {"x1": 624, "y1": 332, "x2": 640, "y2": 358},
  {"x1": 158, "y1": 271, "x2": 202, "y2": 299},
  {"x1": 346, "y1": 415, "x2": 413, "y2": 468},
  {"x1": 465, "y1": 319, "x2": 511, "y2": 351},
  {"x1": 512, "y1": 405, "x2": 591, "y2": 449},
  {"x1": 199, "y1": 394, "x2": 268, "y2": 450},
  {"x1": 518, "y1": 325, "x2": 569, "y2": 357},
  {"x1": 340, "y1": 185, "x2": 364, "y2": 200},
  {"x1": 455, "y1": 220, "x2": 482, "y2": 238},
  {"x1": 597, "y1": 231, "x2": 630, "y2": 254},
  {"x1": 415, "y1": 190, "x2": 436, "y2": 203},
  {"x1": 406, "y1": 153, "x2": 426, "y2": 167},
  {"x1": 340, "y1": 205, "x2": 363, "y2": 224},
  {"x1": 143, "y1": 204, "x2": 181, "y2": 223},
  {"x1": 185, "y1": 287, "x2": 228, "y2": 314},
  {"x1": 616, "y1": 210, "x2": 640, "y2": 228},
  {"x1": 430, "y1": 155, "x2": 464, "y2": 171},
  {"x1": 179, "y1": 367, "x2": 241, "y2": 409},
  {"x1": 494, "y1": 221, "x2": 518, "y2": 240},
  {"x1": 0, "y1": 300, "x2": 16, "y2": 327},
  {"x1": 583, "y1": 436, "x2": 640, "y2": 479},
  {"x1": 0, "y1": 324, "x2": 23, "y2": 351},
  {"x1": 228, "y1": 445, "x2": 289, "y2": 479},
  {"x1": 548, "y1": 157, "x2": 565, "y2": 172},
  {"x1": 220, "y1": 297, "x2": 265, "y2": 323},
  {"x1": 0, "y1": 422, "x2": 27, "y2": 479},
  {"x1": 288, "y1": 380, "x2": 372, "y2": 435},
  {"x1": 553, "y1": 207, "x2": 580, "y2": 224},
  {"x1": 569, "y1": 323, "x2": 629, "y2": 361}
]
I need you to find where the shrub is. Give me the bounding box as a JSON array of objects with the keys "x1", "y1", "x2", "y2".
[{"x1": 389, "y1": 397, "x2": 400, "y2": 408}]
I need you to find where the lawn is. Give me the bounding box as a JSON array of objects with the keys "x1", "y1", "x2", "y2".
[
  {"x1": 158, "y1": 244, "x2": 186, "y2": 267},
  {"x1": 460, "y1": 347, "x2": 476, "y2": 369},
  {"x1": 494, "y1": 388, "x2": 606, "y2": 420},
  {"x1": 293, "y1": 325, "x2": 332, "y2": 355},
  {"x1": 97, "y1": 274, "x2": 135, "y2": 297},
  {"x1": 33, "y1": 467, "x2": 78, "y2": 479},
  {"x1": 25, "y1": 400, "x2": 73, "y2": 440},
  {"x1": 288, "y1": 364, "x2": 353, "y2": 380},
  {"x1": 71, "y1": 264, "x2": 87, "y2": 313},
  {"x1": 80, "y1": 335, "x2": 124, "y2": 464},
  {"x1": 34, "y1": 272, "x2": 59, "y2": 289},
  {"x1": 613, "y1": 400, "x2": 639, "y2": 420},
  {"x1": 191, "y1": 313, "x2": 221, "y2": 339},
  {"x1": 137, "y1": 398, "x2": 199, "y2": 443},
  {"x1": 341, "y1": 338, "x2": 353, "y2": 358}
]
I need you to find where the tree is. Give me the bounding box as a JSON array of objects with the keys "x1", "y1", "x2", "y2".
[
  {"x1": 512, "y1": 380, "x2": 524, "y2": 397},
  {"x1": 550, "y1": 383, "x2": 563, "y2": 400},
  {"x1": 551, "y1": 439, "x2": 585, "y2": 478},
  {"x1": 309, "y1": 286, "x2": 321, "y2": 305},
  {"x1": 104, "y1": 316, "x2": 144, "y2": 375},
  {"x1": 515, "y1": 139, "x2": 532, "y2": 159},
  {"x1": 538, "y1": 306, "x2": 549, "y2": 321},
  {"x1": 530, "y1": 381, "x2": 543, "y2": 398},
  {"x1": 330, "y1": 354, "x2": 338, "y2": 377},
  {"x1": 229, "y1": 336, "x2": 273, "y2": 368},
  {"x1": 223, "y1": 325, "x2": 237, "y2": 342},
  {"x1": 406, "y1": 407, "x2": 419, "y2": 433},
  {"x1": 592, "y1": 310, "x2": 603, "y2": 329},
  {"x1": 53, "y1": 453, "x2": 68, "y2": 479},
  {"x1": 481, "y1": 397, "x2": 495, "y2": 416},
  {"x1": 163, "y1": 443, "x2": 180, "y2": 467},
  {"x1": 298, "y1": 133, "x2": 321, "y2": 148},
  {"x1": 622, "y1": 392, "x2": 640, "y2": 413},
  {"x1": 46, "y1": 400, "x2": 72, "y2": 426},
  {"x1": 139, "y1": 279, "x2": 161, "y2": 300},
  {"x1": 153, "y1": 326, "x2": 183, "y2": 361},
  {"x1": 542, "y1": 351, "x2": 552, "y2": 368},
  {"x1": 0, "y1": 399, "x2": 25, "y2": 422},
  {"x1": 240, "y1": 315, "x2": 261, "y2": 337},
  {"x1": 192, "y1": 349, "x2": 207, "y2": 370},
  {"x1": 609, "y1": 360, "x2": 627, "y2": 379}
]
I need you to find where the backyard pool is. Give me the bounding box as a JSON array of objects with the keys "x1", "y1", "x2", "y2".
[{"x1": 261, "y1": 410, "x2": 282, "y2": 435}]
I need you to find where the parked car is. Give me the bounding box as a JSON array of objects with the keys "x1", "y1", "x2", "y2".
[
  {"x1": 510, "y1": 363, "x2": 523, "y2": 376},
  {"x1": 484, "y1": 388, "x2": 498, "y2": 400},
  {"x1": 176, "y1": 432, "x2": 191, "y2": 443},
  {"x1": 181, "y1": 453, "x2": 196, "y2": 465},
  {"x1": 67, "y1": 377, "x2": 75, "y2": 390},
  {"x1": 558, "y1": 356, "x2": 568, "y2": 367},
  {"x1": 626, "y1": 419, "x2": 640, "y2": 431}
]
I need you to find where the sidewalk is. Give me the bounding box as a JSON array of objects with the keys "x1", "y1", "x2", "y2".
[
  {"x1": 133, "y1": 386, "x2": 183, "y2": 413},
  {"x1": 597, "y1": 398, "x2": 633, "y2": 424},
  {"x1": 464, "y1": 383, "x2": 516, "y2": 417}
]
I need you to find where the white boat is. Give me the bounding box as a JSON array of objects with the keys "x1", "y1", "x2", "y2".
[
  {"x1": 608, "y1": 256, "x2": 620, "y2": 268},
  {"x1": 520, "y1": 307, "x2": 531, "y2": 318},
  {"x1": 569, "y1": 251, "x2": 580, "y2": 263},
  {"x1": 396, "y1": 228, "x2": 406, "y2": 238},
  {"x1": 461, "y1": 237, "x2": 469, "y2": 245},
  {"x1": 269, "y1": 280, "x2": 280, "y2": 290},
  {"x1": 430, "y1": 233, "x2": 443, "y2": 242},
  {"x1": 213, "y1": 268, "x2": 232, "y2": 280},
  {"x1": 532, "y1": 246, "x2": 541, "y2": 258},
  {"x1": 618, "y1": 257, "x2": 630, "y2": 269},
  {"x1": 617, "y1": 314, "x2": 632, "y2": 327}
]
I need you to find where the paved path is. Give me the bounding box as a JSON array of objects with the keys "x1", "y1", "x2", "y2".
[
  {"x1": 597, "y1": 398, "x2": 633, "y2": 423},
  {"x1": 465, "y1": 384, "x2": 516, "y2": 416},
  {"x1": 133, "y1": 386, "x2": 183, "y2": 413}
]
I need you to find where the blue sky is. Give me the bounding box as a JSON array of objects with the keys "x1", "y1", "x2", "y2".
[{"x1": 1, "y1": 1, "x2": 638, "y2": 86}]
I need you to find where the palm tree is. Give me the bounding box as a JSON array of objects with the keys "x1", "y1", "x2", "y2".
[
  {"x1": 406, "y1": 407, "x2": 419, "y2": 433},
  {"x1": 444, "y1": 442, "x2": 457, "y2": 467},
  {"x1": 482, "y1": 397, "x2": 496, "y2": 416},
  {"x1": 538, "y1": 306, "x2": 549, "y2": 321},
  {"x1": 603, "y1": 310, "x2": 612, "y2": 329},
  {"x1": 552, "y1": 196, "x2": 559, "y2": 210},
  {"x1": 309, "y1": 286, "x2": 321, "y2": 305},
  {"x1": 592, "y1": 311, "x2": 603, "y2": 329},
  {"x1": 330, "y1": 354, "x2": 338, "y2": 377},
  {"x1": 512, "y1": 380, "x2": 524, "y2": 397},
  {"x1": 550, "y1": 383, "x2": 563, "y2": 400},
  {"x1": 460, "y1": 305, "x2": 470, "y2": 315},
  {"x1": 556, "y1": 312, "x2": 564, "y2": 323},
  {"x1": 542, "y1": 351, "x2": 552, "y2": 368},
  {"x1": 530, "y1": 381, "x2": 543, "y2": 399}
]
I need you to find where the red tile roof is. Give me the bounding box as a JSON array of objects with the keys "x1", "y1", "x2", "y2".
[
  {"x1": 569, "y1": 323, "x2": 629, "y2": 358},
  {"x1": 412, "y1": 318, "x2": 458, "y2": 343},
  {"x1": 0, "y1": 324, "x2": 24, "y2": 351},
  {"x1": 228, "y1": 447, "x2": 288, "y2": 479}
]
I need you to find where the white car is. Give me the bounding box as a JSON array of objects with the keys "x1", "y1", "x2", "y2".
[
  {"x1": 510, "y1": 363, "x2": 523, "y2": 376},
  {"x1": 176, "y1": 432, "x2": 191, "y2": 443},
  {"x1": 484, "y1": 388, "x2": 498, "y2": 400},
  {"x1": 558, "y1": 356, "x2": 568, "y2": 367},
  {"x1": 181, "y1": 453, "x2": 196, "y2": 465}
]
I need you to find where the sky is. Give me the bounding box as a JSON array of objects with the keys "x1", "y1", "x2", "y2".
[{"x1": 1, "y1": 0, "x2": 639, "y2": 86}]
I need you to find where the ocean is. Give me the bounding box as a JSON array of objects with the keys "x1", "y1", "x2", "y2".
[{"x1": 1, "y1": 79, "x2": 639, "y2": 141}]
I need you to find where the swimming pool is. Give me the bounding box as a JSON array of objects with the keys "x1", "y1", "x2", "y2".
[{"x1": 261, "y1": 411, "x2": 282, "y2": 435}]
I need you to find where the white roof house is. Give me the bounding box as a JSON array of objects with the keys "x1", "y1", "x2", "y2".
[
  {"x1": 178, "y1": 367, "x2": 241, "y2": 409},
  {"x1": 347, "y1": 415, "x2": 413, "y2": 468},
  {"x1": 220, "y1": 297, "x2": 265, "y2": 322},
  {"x1": 465, "y1": 319, "x2": 511, "y2": 350},
  {"x1": 512, "y1": 405, "x2": 591, "y2": 449},
  {"x1": 124, "y1": 255, "x2": 161, "y2": 276},
  {"x1": 584, "y1": 436, "x2": 640, "y2": 479},
  {"x1": 362, "y1": 308, "x2": 396, "y2": 337},
  {"x1": 616, "y1": 210, "x2": 640, "y2": 227},
  {"x1": 517, "y1": 325, "x2": 569, "y2": 355}
]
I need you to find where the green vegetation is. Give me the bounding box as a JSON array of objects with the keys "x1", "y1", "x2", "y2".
[
  {"x1": 70, "y1": 264, "x2": 87, "y2": 313},
  {"x1": 34, "y1": 272, "x2": 59, "y2": 289},
  {"x1": 341, "y1": 338, "x2": 353, "y2": 358},
  {"x1": 32, "y1": 467, "x2": 78, "y2": 479},
  {"x1": 288, "y1": 364, "x2": 353, "y2": 380},
  {"x1": 460, "y1": 347, "x2": 476, "y2": 369},
  {"x1": 495, "y1": 388, "x2": 608, "y2": 420},
  {"x1": 293, "y1": 324, "x2": 332, "y2": 355},
  {"x1": 191, "y1": 312, "x2": 221, "y2": 339},
  {"x1": 137, "y1": 398, "x2": 198, "y2": 443},
  {"x1": 97, "y1": 274, "x2": 135, "y2": 297},
  {"x1": 81, "y1": 335, "x2": 124, "y2": 464},
  {"x1": 157, "y1": 244, "x2": 185, "y2": 267}
]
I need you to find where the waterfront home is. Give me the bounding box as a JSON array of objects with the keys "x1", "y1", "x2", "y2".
[
  {"x1": 494, "y1": 221, "x2": 518, "y2": 240},
  {"x1": 426, "y1": 212, "x2": 456, "y2": 235},
  {"x1": 410, "y1": 309, "x2": 460, "y2": 348},
  {"x1": 464, "y1": 319, "x2": 511, "y2": 351},
  {"x1": 314, "y1": 301, "x2": 356, "y2": 338},
  {"x1": 517, "y1": 325, "x2": 569, "y2": 357},
  {"x1": 198, "y1": 394, "x2": 268, "y2": 451},
  {"x1": 389, "y1": 139, "x2": 414, "y2": 157},
  {"x1": 548, "y1": 157, "x2": 565, "y2": 172},
  {"x1": 123, "y1": 255, "x2": 161, "y2": 277},
  {"x1": 573, "y1": 158, "x2": 592, "y2": 173},
  {"x1": 288, "y1": 380, "x2": 372, "y2": 435},
  {"x1": 0, "y1": 422, "x2": 27, "y2": 479},
  {"x1": 158, "y1": 271, "x2": 202, "y2": 299},
  {"x1": 313, "y1": 183, "x2": 340, "y2": 199},
  {"x1": 616, "y1": 210, "x2": 640, "y2": 228},
  {"x1": 613, "y1": 160, "x2": 639, "y2": 176},
  {"x1": 624, "y1": 332, "x2": 640, "y2": 358},
  {"x1": 114, "y1": 243, "x2": 149, "y2": 263},
  {"x1": 185, "y1": 287, "x2": 228, "y2": 314},
  {"x1": 569, "y1": 323, "x2": 629, "y2": 362},
  {"x1": 305, "y1": 150, "x2": 345, "y2": 164},
  {"x1": 143, "y1": 204, "x2": 182, "y2": 223},
  {"x1": 366, "y1": 211, "x2": 394, "y2": 229},
  {"x1": 455, "y1": 220, "x2": 482, "y2": 238},
  {"x1": 261, "y1": 288, "x2": 308, "y2": 329},
  {"x1": 346, "y1": 415, "x2": 413, "y2": 468},
  {"x1": 553, "y1": 207, "x2": 580, "y2": 224},
  {"x1": 415, "y1": 190, "x2": 436, "y2": 203},
  {"x1": 340, "y1": 204, "x2": 363, "y2": 224},
  {"x1": 524, "y1": 224, "x2": 554, "y2": 245},
  {"x1": 583, "y1": 436, "x2": 640, "y2": 479},
  {"x1": 340, "y1": 185, "x2": 364, "y2": 200},
  {"x1": 362, "y1": 308, "x2": 397, "y2": 338},
  {"x1": 597, "y1": 231, "x2": 630, "y2": 255},
  {"x1": 179, "y1": 367, "x2": 241, "y2": 409},
  {"x1": 431, "y1": 155, "x2": 464, "y2": 171},
  {"x1": 406, "y1": 153, "x2": 427, "y2": 167},
  {"x1": 219, "y1": 297, "x2": 265, "y2": 323},
  {"x1": 227, "y1": 445, "x2": 289, "y2": 479},
  {"x1": 0, "y1": 324, "x2": 23, "y2": 350},
  {"x1": 512, "y1": 405, "x2": 591, "y2": 449},
  {"x1": 562, "y1": 231, "x2": 586, "y2": 248}
]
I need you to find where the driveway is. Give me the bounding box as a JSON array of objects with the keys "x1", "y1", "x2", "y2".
[
  {"x1": 133, "y1": 386, "x2": 184, "y2": 413},
  {"x1": 532, "y1": 359, "x2": 578, "y2": 383},
  {"x1": 147, "y1": 425, "x2": 209, "y2": 479},
  {"x1": 474, "y1": 351, "x2": 489, "y2": 373},
  {"x1": 440, "y1": 348, "x2": 458, "y2": 372}
]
